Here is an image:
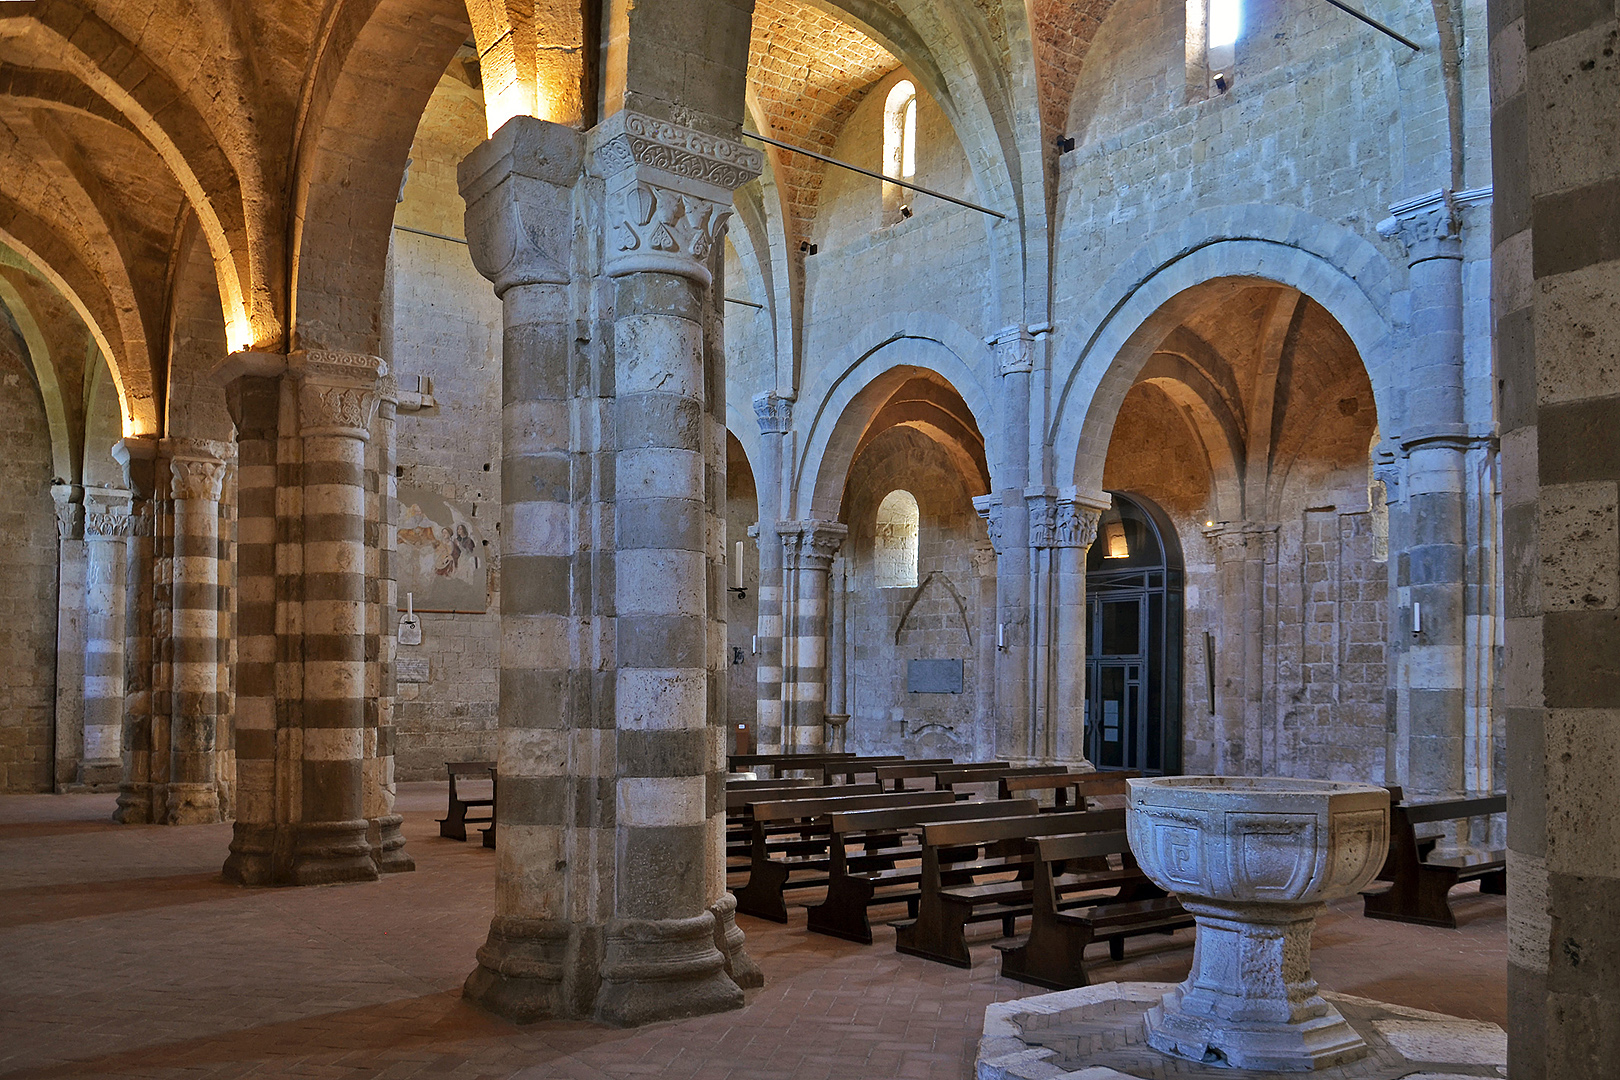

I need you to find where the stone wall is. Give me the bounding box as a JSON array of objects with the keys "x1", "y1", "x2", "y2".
[
  {"x1": 725, "y1": 435, "x2": 760, "y2": 753},
  {"x1": 0, "y1": 320, "x2": 60, "y2": 792},
  {"x1": 840, "y1": 427, "x2": 988, "y2": 760},
  {"x1": 387, "y1": 71, "x2": 504, "y2": 779}
]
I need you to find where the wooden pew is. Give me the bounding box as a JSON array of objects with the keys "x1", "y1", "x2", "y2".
[
  {"x1": 995, "y1": 830, "x2": 1191, "y2": 989},
  {"x1": 821, "y1": 756, "x2": 940, "y2": 784},
  {"x1": 728, "y1": 752, "x2": 855, "y2": 778},
  {"x1": 733, "y1": 789, "x2": 956, "y2": 921},
  {"x1": 725, "y1": 782, "x2": 880, "y2": 863},
  {"x1": 937, "y1": 764, "x2": 1069, "y2": 796},
  {"x1": 894, "y1": 808, "x2": 1135, "y2": 967},
  {"x1": 806, "y1": 798, "x2": 1040, "y2": 943},
  {"x1": 1363, "y1": 794, "x2": 1506, "y2": 928},
  {"x1": 998, "y1": 771, "x2": 1137, "y2": 810},
  {"x1": 874, "y1": 761, "x2": 1008, "y2": 791},
  {"x1": 728, "y1": 777, "x2": 818, "y2": 792},
  {"x1": 438, "y1": 761, "x2": 495, "y2": 841}
]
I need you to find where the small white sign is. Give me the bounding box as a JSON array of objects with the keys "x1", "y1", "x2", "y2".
[{"x1": 398, "y1": 592, "x2": 423, "y2": 646}]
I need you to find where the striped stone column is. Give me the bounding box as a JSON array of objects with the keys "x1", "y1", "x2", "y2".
[
  {"x1": 113, "y1": 436, "x2": 158, "y2": 823},
  {"x1": 288, "y1": 350, "x2": 385, "y2": 885},
  {"x1": 366, "y1": 376, "x2": 412, "y2": 873},
  {"x1": 1050, "y1": 497, "x2": 1103, "y2": 765},
  {"x1": 51, "y1": 485, "x2": 87, "y2": 790},
  {"x1": 592, "y1": 109, "x2": 758, "y2": 1027},
  {"x1": 219, "y1": 359, "x2": 285, "y2": 881},
  {"x1": 163, "y1": 437, "x2": 232, "y2": 825},
  {"x1": 80, "y1": 494, "x2": 132, "y2": 787},
  {"x1": 751, "y1": 393, "x2": 791, "y2": 754},
  {"x1": 459, "y1": 117, "x2": 590, "y2": 1022},
  {"x1": 777, "y1": 520, "x2": 847, "y2": 754}
]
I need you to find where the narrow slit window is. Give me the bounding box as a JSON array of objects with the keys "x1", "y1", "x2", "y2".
[{"x1": 882, "y1": 80, "x2": 918, "y2": 223}]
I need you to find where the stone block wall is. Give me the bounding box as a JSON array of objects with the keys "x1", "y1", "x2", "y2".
[
  {"x1": 387, "y1": 72, "x2": 504, "y2": 779},
  {"x1": 0, "y1": 324, "x2": 61, "y2": 791}
]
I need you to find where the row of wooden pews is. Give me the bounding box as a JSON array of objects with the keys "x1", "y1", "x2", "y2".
[{"x1": 723, "y1": 758, "x2": 1189, "y2": 989}]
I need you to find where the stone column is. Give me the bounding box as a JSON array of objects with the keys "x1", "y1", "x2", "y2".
[
  {"x1": 1205, "y1": 522, "x2": 1277, "y2": 776},
  {"x1": 80, "y1": 494, "x2": 131, "y2": 787},
  {"x1": 971, "y1": 540, "x2": 998, "y2": 761},
  {"x1": 985, "y1": 326, "x2": 1034, "y2": 762},
  {"x1": 594, "y1": 109, "x2": 757, "y2": 1025},
  {"x1": 1051, "y1": 496, "x2": 1103, "y2": 765},
  {"x1": 459, "y1": 116, "x2": 589, "y2": 1023},
  {"x1": 778, "y1": 520, "x2": 848, "y2": 754},
  {"x1": 287, "y1": 351, "x2": 386, "y2": 884},
  {"x1": 113, "y1": 436, "x2": 158, "y2": 823},
  {"x1": 1378, "y1": 193, "x2": 1473, "y2": 802},
  {"x1": 751, "y1": 392, "x2": 791, "y2": 754},
  {"x1": 367, "y1": 375, "x2": 412, "y2": 873},
  {"x1": 162, "y1": 437, "x2": 232, "y2": 825},
  {"x1": 51, "y1": 485, "x2": 87, "y2": 790},
  {"x1": 824, "y1": 554, "x2": 848, "y2": 750}
]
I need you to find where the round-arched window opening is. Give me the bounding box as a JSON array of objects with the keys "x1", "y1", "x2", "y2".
[
  {"x1": 874, "y1": 489, "x2": 920, "y2": 588},
  {"x1": 882, "y1": 80, "x2": 918, "y2": 223}
]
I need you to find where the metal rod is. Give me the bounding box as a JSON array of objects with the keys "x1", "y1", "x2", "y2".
[
  {"x1": 1319, "y1": 0, "x2": 1421, "y2": 51},
  {"x1": 724, "y1": 296, "x2": 764, "y2": 309},
  {"x1": 393, "y1": 224, "x2": 469, "y2": 245},
  {"x1": 741, "y1": 130, "x2": 1006, "y2": 220}
]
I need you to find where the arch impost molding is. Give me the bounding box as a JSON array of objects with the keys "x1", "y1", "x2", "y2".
[
  {"x1": 753, "y1": 391, "x2": 792, "y2": 435},
  {"x1": 988, "y1": 324, "x2": 1034, "y2": 376},
  {"x1": 290, "y1": 351, "x2": 387, "y2": 440},
  {"x1": 779, "y1": 519, "x2": 847, "y2": 571},
  {"x1": 591, "y1": 111, "x2": 762, "y2": 286}
]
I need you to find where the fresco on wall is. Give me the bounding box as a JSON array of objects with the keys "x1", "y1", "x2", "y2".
[{"x1": 396, "y1": 485, "x2": 489, "y2": 613}]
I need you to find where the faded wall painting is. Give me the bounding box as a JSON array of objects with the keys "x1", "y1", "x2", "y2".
[{"x1": 396, "y1": 485, "x2": 489, "y2": 613}]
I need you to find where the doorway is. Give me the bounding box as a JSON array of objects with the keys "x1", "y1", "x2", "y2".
[{"x1": 1085, "y1": 493, "x2": 1183, "y2": 774}]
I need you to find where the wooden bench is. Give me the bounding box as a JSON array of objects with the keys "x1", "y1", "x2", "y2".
[
  {"x1": 893, "y1": 808, "x2": 1133, "y2": 967},
  {"x1": 733, "y1": 789, "x2": 956, "y2": 921},
  {"x1": 998, "y1": 771, "x2": 1137, "y2": 810},
  {"x1": 725, "y1": 782, "x2": 880, "y2": 863},
  {"x1": 874, "y1": 761, "x2": 1008, "y2": 791},
  {"x1": 805, "y1": 798, "x2": 1040, "y2": 943},
  {"x1": 937, "y1": 764, "x2": 1070, "y2": 797},
  {"x1": 821, "y1": 756, "x2": 942, "y2": 784},
  {"x1": 438, "y1": 761, "x2": 495, "y2": 841},
  {"x1": 1362, "y1": 794, "x2": 1505, "y2": 928},
  {"x1": 995, "y1": 830, "x2": 1191, "y2": 988},
  {"x1": 728, "y1": 752, "x2": 855, "y2": 778}
]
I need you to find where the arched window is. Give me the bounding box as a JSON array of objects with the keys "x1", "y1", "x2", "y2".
[
  {"x1": 874, "y1": 489, "x2": 920, "y2": 588},
  {"x1": 882, "y1": 80, "x2": 917, "y2": 222}
]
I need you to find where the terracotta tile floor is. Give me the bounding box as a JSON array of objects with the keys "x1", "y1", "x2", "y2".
[{"x1": 0, "y1": 784, "x2": 1506, "y2": 1080}]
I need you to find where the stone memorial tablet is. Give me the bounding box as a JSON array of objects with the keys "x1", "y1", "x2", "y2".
[{"x1": 908, "y1": 658, "x2": 963, "y2": 694}]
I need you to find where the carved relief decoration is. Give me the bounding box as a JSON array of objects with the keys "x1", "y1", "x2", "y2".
[
  {"x1": 1054, "y1": 502, "x2": 1102, "y2": 549},
  {"x1": 973, "y1": 494, "x2": 1005, "y2": 554},
  {"x1": 1378, "y1": 191, "x2": 1462, "y2": 264},
  {"x1": 595, "y1": 111, "x2": 764, "y2": 193},
  {"x1": 85, "y1": 508, "x2": 134, "y2": 538},
  {"x1": 609, "y1": 180, "x2": 733, "y2": 283},
  {"x1": 55, "y1": 501, "x2": 83, "y2": 540},
  {"x1": 780, "y1": 519, "x2": 848, "y2": 571},
  {"x1": 171, "y1": 458, "x2": 229, "y2": 502},
  {"x1": 301, "y1": 382, "x2": 381, "y2": 438},
  {"x1": 991, "y1": 326, "x2": 1034, "y2": 376},
  {"x1": 1027, "y1": 495, "x2": 1057, "y2": 549}
]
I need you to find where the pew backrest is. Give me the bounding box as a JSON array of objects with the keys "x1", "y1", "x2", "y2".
[
  {"x1": 820, "y1": 755, "x2": 916, "y2": 783},
  {"x1": 831, "y1": 798, "x2": 1040, "y2": 836},
  {"x1": 922, "y1": 807, "x2": 1128, "y2": 850},
  {"x1": 937, "y1": 764, "x2": 1069, "y2": 790},
  {"x1": 1402, "y1": 794, "x2": 1505, "y2": 827},
  {"x1": 728, "y1": 782, "x2": 879, "y2": 812},
  {"x1": 748, "y1": 789, "x2": 956, "y2": 824},
  {"x1": 874, "y1": 761, "x2": 1006, "y2": 788},
  {"x1": 728, "y1": 777, "x2": 816, "y2": 792},
  {"x1": 1033, "y1": 829, "x2": 1134, "y2": 865}
]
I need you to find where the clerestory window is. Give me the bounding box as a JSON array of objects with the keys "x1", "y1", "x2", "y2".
[
  {"x1": 1186, "y1": 0, "x2": 1241, "y2": 100},
  {"x1": 874, "y1": 489, "x2": 920, "y2": 588},
  {"x1": 882, "y1": 80, "x2": 917, "y2": 223}
]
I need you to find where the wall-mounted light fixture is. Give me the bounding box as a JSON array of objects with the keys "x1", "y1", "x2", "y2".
[
  {"x1": 799, "y1": 240, "x2": 818, "y2": 255},
  {"x1": 997, "y1": 623, "x2": 1006, "y2": 651},
  {"x1": 899, "y1": 204, "x2": 913, "y2": 219},
  {"x1": 1054, "y1": 135, "x2": 1076, "y2": 154},
  {"x1": 1213, "y1": 71, "x2": 1229, "y2": 92},
  {"x1": 728, "y1": 539, "x2": 747, "y2": 600},
  {"x1": 1412, "y1": 602, "x2": 1422, "y2": 634}
]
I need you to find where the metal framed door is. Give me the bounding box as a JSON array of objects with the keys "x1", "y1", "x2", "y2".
[{"x1": 1086, "y1": 594, "x2": 1147, "y2": 770}]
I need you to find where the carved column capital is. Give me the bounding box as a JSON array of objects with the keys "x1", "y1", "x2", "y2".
[
  {"x1": 291, "y1": 351, "x2": 386, "y2": 439},
  {"x1": 988, "y1": 325, "x2": 1034, "y2": 376},
  {"x1": 52, "y1": 483, "x2": 84, "y2": 540},
  {"x1": 163, "y1": 438, "x2": 234, "y2": 502},
  {"x1": 459, "y1": 115, "x2": 584, "y2": 296},
  {"x1": 111, "y1": 435, "x2": 159, "y2": 501},
  {"x1": 1026, "y1": 489, "x2": 1058, "y2": 549},
  {"x1": 971, "y1": 540, "x2": 997, "y2": 578},
  {"x1": 1378, "y1": 190, "x2": 1462, "y2": 265},
  {"x1": 753, "y1": 392, "x2": 792, "y2": 435},
  {"x1": 973, "y1": 494, "x2": 1007, "y2": 555},
  {"x1": 779, "y1": 519, "x2": 848, "y2": 571},
  {"x1": 1054, "y1": 500, "x2": 1104, "y2": 549},
  {"x1": 592, "y1": 111, "x2": 762, "y2": 285}
]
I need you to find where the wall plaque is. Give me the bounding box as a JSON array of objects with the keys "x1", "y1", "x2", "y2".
[
  {"x1": 907, "y1": 659, "x2": 964, "y2": 694},
  {"x1": 396, "y1": 657, "x2": 430, "y2": 683}
]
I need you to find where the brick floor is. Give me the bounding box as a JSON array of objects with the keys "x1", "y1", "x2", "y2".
[{"x1": 0, "y1": 784, "x2": 1507, "y2": 1079}]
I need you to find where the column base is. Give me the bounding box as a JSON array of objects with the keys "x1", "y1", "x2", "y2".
[
  {"x1": 165, "y1": 782, "x2": 223, "y2": 825},
  {"x1": 113, "y1": 782, "x2": 154, "y2": 824},
  {"x1": 369, "y1": 814, "x2": 415, "y2": 874},
  {"x1": 710, "y1": 893, "x2": 764, "y2": 989},
  {"x1": 1146, "y1": 982, "x2": 1369, "y2": 1072},
  {"x1": 77, "y1": 760, "x2": 122, "y2": 789},
  {"x1": 595, "y1": 913, "x2": 743, "y2": 1027},
  {"x1": 288, "y1": 819, "x2": 379, "y2": 885},
  {"x1": 463, "y1": 916, "x2": 573, "y2": 1023},
  {"x1": 222, "y1": 822, "x2": 277, "y2": 885}
]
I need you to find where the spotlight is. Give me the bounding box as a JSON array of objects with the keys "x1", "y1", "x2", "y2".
[
  {"x1": 799, "y1": 240, "x2": 818, "y2": 255},
  {"x1": 899, "y1": 204, "x2": 913, "y2": 219},
  {"x1": 1213, "y1": 71, "x2": 1229, "y2": 92},
  {"x1": 1054, "y1": 135, "x2": 1075, "y2": 154}
]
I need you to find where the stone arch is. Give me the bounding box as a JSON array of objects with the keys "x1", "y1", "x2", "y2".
[
  {"x1": 894, "y1": 569, "x2": 970, "y2": 646},
  {"x1": 0, "y1": 274, "x2": 72, "y2": 482},
  {"x1": 793, "y1": 314, "x2": 996, "y2": 519},
  {"x1": 1047, "y1": 207, "x2": 1396, "y2": 498},
  {"x1": 290, "y1": 0, "x2": 470, "y2": 355}
]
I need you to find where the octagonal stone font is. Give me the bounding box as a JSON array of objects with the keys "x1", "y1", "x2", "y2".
[{"x1": 1126, "y1": 776, "x2": 1390, "y2": 1072}]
